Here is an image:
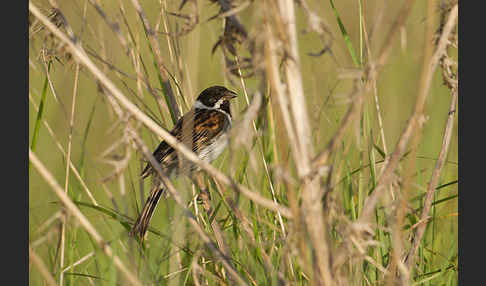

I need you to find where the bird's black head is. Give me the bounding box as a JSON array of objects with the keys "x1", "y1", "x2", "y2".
[{"x1": 196, "y1": 86, "x2": 237, "y2": 109}]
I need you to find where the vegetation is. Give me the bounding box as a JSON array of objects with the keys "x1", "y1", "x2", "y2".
[{"x1": 29, "y1": 0, "x2": 458, "y2": 285}]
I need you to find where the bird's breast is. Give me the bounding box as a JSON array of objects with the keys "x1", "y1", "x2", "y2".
[
  {"x1": 199, "y1": 136, "x2": 229, "y2": 163},
  {"x1": 198, "y1": 114, "x2": 231, "y2": 163}
]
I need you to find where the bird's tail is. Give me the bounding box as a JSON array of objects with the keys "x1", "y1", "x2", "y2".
[{"x1": 130, "y1": 187, "x2": 165, "y2": 239}]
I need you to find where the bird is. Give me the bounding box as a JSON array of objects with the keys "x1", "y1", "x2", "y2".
[{"x1": 130, "y1": 85, "x2": 238, "y2": 239}]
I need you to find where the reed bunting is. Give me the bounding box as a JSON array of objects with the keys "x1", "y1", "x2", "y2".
[{"x1": 130, "y1": 85, "x2": 238, "y2": 239}]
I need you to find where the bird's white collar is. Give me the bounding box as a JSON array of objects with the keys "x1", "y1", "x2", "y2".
[{"x1": 194, "y1": 99, "x2": 232, "y2": 121}]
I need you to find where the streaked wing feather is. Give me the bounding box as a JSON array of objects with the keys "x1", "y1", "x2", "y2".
[{"x1": 141, "y1": 109, "x2": 227, "y2": 178}]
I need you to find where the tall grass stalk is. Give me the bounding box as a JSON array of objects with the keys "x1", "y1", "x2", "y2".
[{"x1": 29, "y1": 0, "x2": 458, "y2": 285}]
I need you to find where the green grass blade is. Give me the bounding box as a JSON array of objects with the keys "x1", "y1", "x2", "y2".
[
  {"x1": 410, "y1": 180, "x2": 458, "y2": 202},
  {"x1": 141, "y1": 23, "x2": 178, "y2": 125},
  {"x1": 73, "y1": 200, "x2": 132, "y2": 231},
  {"x1": 30, "y1": 61, "x2": 51, "y2": 175},
  {"x1": 414, "y1": 195, "x2": 458, "y2": 212},
  {"x1": 329, "y1": 0, "x2": 360, "y2": 67},
  {"x1": 72, "y1": 200, "x2": 180, "y2": 243},
  {"x1": 79, "y1": 97, "x2": 98, "y2": 176}
]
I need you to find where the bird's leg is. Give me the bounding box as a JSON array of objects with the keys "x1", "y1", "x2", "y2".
[{"x1": 192, "y1": 172, "x2": 212, "y2": 213}]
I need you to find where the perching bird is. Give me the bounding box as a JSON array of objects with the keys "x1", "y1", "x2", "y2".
[{"x1": 130, "y1": 86, "x2": 238, "y2": 239}]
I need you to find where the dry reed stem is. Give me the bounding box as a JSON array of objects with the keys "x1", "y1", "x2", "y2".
[
  {"x1": 405, "y1": 7, "x2": 458, "y2": 268},
  {"x1": 88, "y1": 0, "x2": 130, "y2": 55},
  {"x1": 59, "y1": 61, "x2": 80, "y2": 286},
  {"x1": 28, "y1": 94, "x2": 98, "y2": 205},
  {"x1": 129, "y1": 0, "x2": 181, "y2": 121},
  {"x1": 386, "y1": 1, "x2": 439, "y2": 282},
  {"x1": 190, "y1": 251, "x2": 204, "y2": 286},
  {"x1": 215, "y1": 86, "x2": 292, "y2": 282},
  {"x1": 30, "y1": 246, "x2": 59, "y2": 286},
  {"x1": 89, "y1": 0, "x2": 156, "y2": 103},
  {"x1": 114, "y1": 87, "x2": 263, "y2": 284},
  {"x1": 349, "y1": 236, "x2": 388, "y2": 275},
  {"x1": 311, "y1": 0, "x2": 416, "y2": 172},
  {"x1": 387, "y1": 198, "x2": 410, "y2": 285},
  {"x1": 46, "y1": 0, "x2": 77, "y2": 42},
  {"x1": 375, "y1": 0, "x2": 416, "y2": 69},
  {"x1": 34, "y1": 210, "x2": 62, "y2": 239},
  {"x1": 29, "y1": 150, "x2": 143, "y2": 286},
  {"x1": 42, "y1": 54, "x2": 66, "y2": 117},
  {"x1": 262, "y1": 16, "x2": 310, "y2": 278},
  {"x1": 213, "y1": 167, "x2": 288, "y2": 284},
  {"x1": 61, "y1": 251, "x2": 95, "y2": 274},
  {"x1": 29, "y1": 2, "x2": 291, "y2": 219},
  {"x1": 297, "y1": 0, "x2": 334, "y2": 58},
  {"x1": 360, "y1": 2, "x2": 390, "y2": 195},
  {"x1": 127, "y1": 129, "x2": 248, "y2": 286},
  {"x1": 264, "y1": 0, "x2": 310, "y2": 269},
  {"x1": 358, "y1": 3, "x2": 458, "y2": 224},
  {"x1": 193, "y1": 174, "x2": 236, "y2": 285},
  {"x1": 278, "y1": 0, "x2": 313, "y2": 176},
  {"x1": 263, "y1": 22, "x2": 301, "y2": 170},
  {"x1": 318, "y1": 0, "x2": 416, "y2": 230},
  {"x1": 156, "y1": 1, "x2": 189, "y2": 111},
  {"x1": 235, "y1": 57, "x2": 286, "y2": 235},
  {"x1": 326, "y1": 1, "x2": 419, "y2": 275},
  {"x1": 273, "y1": 0, "x2": 333, "y2": 283},
  {"x1": 159, "y1": 1, "x2": 190, "y2": 109},
  {"x1": 124, "y1": 90, "x2": 269, "y2": 283},
  {"x1": 310, "y1": 83, "x2": 362, "y2": 177}
]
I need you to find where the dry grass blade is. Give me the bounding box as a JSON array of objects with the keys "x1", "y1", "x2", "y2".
[
  {"x1": 311, "y1": 0, "x2": 417, "y2": 172},
  {"x1": 30, "y1": 246, "x2": 59, "y2": 286},
  {"x1": 61, "y1": 252, "x2": 95, "y2": 274},
  {"x1": 235, "y1": 65, "x2": 286, "y2": 234},
  {"x1": 358, "y1": 3, "x2": 458, "y2": 223},
  {"x1": 29, "y1": 93, "x2": 98, "y2": 205},
  {"x1": 129, "y1": 0, "x2": 181, "y2": 123},
  {"x1": 193, "y1": 174, "x2": 236, "y2": 285},
  {"x1": 278, "y1": 0, "x2": 313, "y2": 175},
  {"x1": 127, "y1": 130, "x2": 248, "y2": 286},
  {"x1": 29, "y1": 150, "x2": 143, "y2": 286},
  {"x1": 59, "y1": 61, "x2": 80, "y2": 286},
  {"x1": 268, "y1": 0, "x2": 333, "y2": 283},
  {"x1": 29, "y1": 0, "x2": 458, "y2": 284},
  {"x1": 405, "y1": 4, "x2": 458, "y2": 268},
  {"x1": 29, "y1": 2, "x2": 291, "y2": 219}
]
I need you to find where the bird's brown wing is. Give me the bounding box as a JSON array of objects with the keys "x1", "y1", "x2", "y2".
[
  {"x1": 140, "y1": 109, "x2": 228, "y2": 178},
  {"x1": 187, "y1": 109, "x2": 228, "y2": 152}
]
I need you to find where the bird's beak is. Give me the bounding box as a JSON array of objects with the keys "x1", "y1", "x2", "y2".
[{"x1": 225, "y1": 90, "x2": 238, "y2": 99}]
